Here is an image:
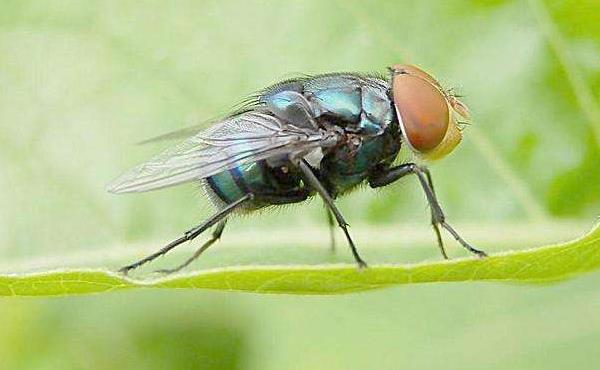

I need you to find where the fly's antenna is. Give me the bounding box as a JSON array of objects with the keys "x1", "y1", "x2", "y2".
[{"x1": 457, "y1": 121, "x2": 470, "y2": 132}]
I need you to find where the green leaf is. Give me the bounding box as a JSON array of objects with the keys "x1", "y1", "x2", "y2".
[{"x1": 2, "y1": 222, "x2": 599, "y2": 297}]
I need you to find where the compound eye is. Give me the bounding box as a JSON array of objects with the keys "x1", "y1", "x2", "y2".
[
  {"x1": 392, "y1": 64, "x2": 442, "y2": 90},
  {"x1": 392, "y1": 72, "x2": 449, "y2": 153}
]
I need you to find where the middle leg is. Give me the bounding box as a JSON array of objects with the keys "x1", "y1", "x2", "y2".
[
  {"x1": 295, "y1": 158, "x2": 367, "y2": 268},
  {"x1": 325, "y1": 206, "x2": 336, "y2": 252}
]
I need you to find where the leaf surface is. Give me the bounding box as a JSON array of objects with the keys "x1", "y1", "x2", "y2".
[{"x1": 2, "y1": 222, "x2": 599, "y2": 297}]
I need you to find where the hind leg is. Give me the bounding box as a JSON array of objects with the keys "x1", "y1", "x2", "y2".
[
  {"x1": 155, "y1": 220, "x2": 228, "y2": 274},
  {"x1": 118, "y1": 194, "x2": 251, "y2": 275}
]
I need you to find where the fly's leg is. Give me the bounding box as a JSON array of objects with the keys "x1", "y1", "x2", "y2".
[
  {"x1": 136, "y1": 190, "x2": 309, "y2": 275},
  {"x1": 118, "y1": 194, "x2": 252, "y2": 275},
  {"x1": 416, "y1": 168, "x2": 487, "y2": 256},
  {"x1": 155, "y1": 221, "x2": 227, "y2": 275},
  {"x1": 325, "y1": 207, "x2": 336, "y2": 252},
  {"x1": 369, "y1": 163, "x2": 448, "y2": 257},
  {"x1": 368, "y1": 163, "x2": 486, "y2": 258},
  {"x1": 421, "y1": 168, "x2": 447, "y2": 259},
  {"x1": 295, "y1": 158, "x2": 367, "y2": 268},
  {"x1": 260, "y1": 190, "x2": 338, "y2": 256}
]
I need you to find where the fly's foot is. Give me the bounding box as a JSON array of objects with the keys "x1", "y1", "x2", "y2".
[
  {"x1": 356, "y1": 258, "x2": 368, "y2": 269},
  {"x1": 153, "y1": 260, "x2": 194, "y2": 275},
  {"x1": 154, "y1": 267, "x2": 181, "y2": 275},
  {"x1": 465, "y1": 244, "x2": 487, "y2": 258},
  {"x1": 439, "y1": 221, "x2": 487, "y2": 258},
  {"x1": 118, "y1": 264, "x2": 137, "y2": 276},
  {"x1": 452, "y1": 235, "x2": 487, "y2": 258},
  {"x1": 431, "y1": 221, "x2": 449, "y2": 259}
]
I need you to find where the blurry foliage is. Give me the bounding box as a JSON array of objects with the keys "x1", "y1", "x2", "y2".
[
  {"x1": 0, "y1": 297, "x2": 248, "y2": 370},
  {"x1": 547, "y1": 135, "x2": 600, "y2": 215}
]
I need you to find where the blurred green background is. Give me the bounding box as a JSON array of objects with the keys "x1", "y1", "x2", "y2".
[{"x1": 1, "y1": 0, "x2": 599, "y2": 369}]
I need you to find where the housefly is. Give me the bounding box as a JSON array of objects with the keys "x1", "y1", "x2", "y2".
[{"x1": 108, "y1": 64, "x2": 487, "y2": 274}]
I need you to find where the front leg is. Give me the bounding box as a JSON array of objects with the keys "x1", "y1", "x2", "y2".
[{"x1": 369, "y1": 163, "x2": 486, "y2": 258}]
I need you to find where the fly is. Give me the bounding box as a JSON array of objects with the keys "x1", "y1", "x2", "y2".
[{"x1": 108, "y1": 64, "x2": 487, "y2": 275}]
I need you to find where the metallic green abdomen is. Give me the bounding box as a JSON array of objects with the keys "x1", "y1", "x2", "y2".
[{"x1": 206, "y1": 160, "x2": 303, "y2": 206}]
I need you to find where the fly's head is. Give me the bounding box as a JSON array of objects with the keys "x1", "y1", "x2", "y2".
[{"x1": 390, "y1": 64, "x2": 470, "y2": 160}]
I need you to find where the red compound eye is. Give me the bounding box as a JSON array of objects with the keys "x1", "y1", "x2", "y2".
[
  {"x1": 392, "y1": 66, "x2": 450, "y2": 153},
  {"x1": 393, "y1": 64, "x2": 442, "y2": 90}
]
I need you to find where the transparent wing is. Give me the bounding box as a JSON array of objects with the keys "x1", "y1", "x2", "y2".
[
  {"x1": 138, "y1": 100, "x2": 260, "y2": 145},
  {"x1": 107, "y1": 111, "x2": 339, "y2": 194},
  {"x1": 137, "y1": 123, "x2": 206, "y2": 145}
]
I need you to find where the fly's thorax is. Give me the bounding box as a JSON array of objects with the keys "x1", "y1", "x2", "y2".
[
  {"x1": 319, "y1": 124, "x2": 401, "y2": 196},
  {"x1": 307, "y1": 75, "x2": 401, "y2": 196},
  {"x1": 301, "y1": 74, "x2": 394, "y2": 136}
]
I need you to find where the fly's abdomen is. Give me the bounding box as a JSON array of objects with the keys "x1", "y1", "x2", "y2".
[{"x1": 205, "y1": 160, "x2": 304, "y2": 207}]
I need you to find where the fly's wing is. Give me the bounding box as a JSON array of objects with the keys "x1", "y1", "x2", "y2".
[
  {"x1": 138, "y1": 100, "x2": 260, "y2": 145},
  {"x1": 137, "y1": 123, "x2": 206, "y2": 145},
  {"x1": 107, "y1": 111, "x2": 339, "y2": 194}
]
